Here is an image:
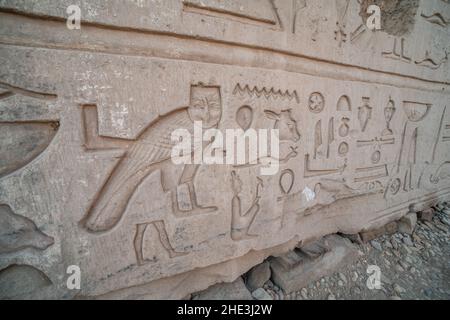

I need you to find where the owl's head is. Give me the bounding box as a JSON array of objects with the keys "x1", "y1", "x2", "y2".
[{"x1": 188, "y1": 84, "x2": 222, "y2": 128}]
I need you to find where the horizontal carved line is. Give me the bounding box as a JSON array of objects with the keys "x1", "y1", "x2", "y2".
[
  {"x1": 183, "y1": 2, "x2": 277, "y2": 26},
  {"x1": 0, "y1": 81, "x2": 56, "y2": 100},
  {"x1": 0, "y1": 10, "x2": 449, "y2": 92}
]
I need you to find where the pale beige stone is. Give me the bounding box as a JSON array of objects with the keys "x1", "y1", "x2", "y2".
[{"x1": 0, "y1": 0, "x2": 449, "y2": 299}]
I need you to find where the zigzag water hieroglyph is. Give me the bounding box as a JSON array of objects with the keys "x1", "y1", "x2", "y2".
[{"x1": 233, "y1": 83, "x2": 300, "y2": 103}]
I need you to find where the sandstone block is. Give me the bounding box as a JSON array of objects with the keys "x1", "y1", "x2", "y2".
[
  {"x1": 418, "y1": 209, "x2": 435, "y2": 222},
  {"x1": 270, "y1": 235, "x2": 360, "y2": 294},
  {"x1": 245, "y1": 261, "x2": 271, "y2": 292},
  {"x1": 360, "y1": 222, "x2": 398, "y2": 243},
  {"x1": 0, "y1": 0, "x2": 449, "y2": 299},
  {"x1": 398, "y1": 213, "x2": 417, "y2": 235}
]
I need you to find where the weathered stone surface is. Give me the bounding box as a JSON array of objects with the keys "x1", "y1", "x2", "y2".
[
  {"x1": 194, "y1": 277, "x2": 253, "y2": 300},
  {"x1": 398, "y1": 213, "x2": 418, "y2": 235},
  {"x1": 360, "y1": 222, "x2": 398, "y2": 243},
  {"x1": 0, "y1": 265, "x2": 52, "y2": 300},
  {"x1": 90, "y1": 239, "x2": 299, "y2": 300},
  {"x1": 251, "y1": 288, "x2": 273, "y2": 301},
  {"x1": 245, "y1": 261, "x2": 271, "y2": 292},
  {"x1": 270, "y1": 235, "x2": 360, "y2": 293},
  {"x1": 418, "y1": 208, "x2": 435, "y2": 222},
  {"x1": 0, "y1": 0, "x2": 449, "y2": 299}
]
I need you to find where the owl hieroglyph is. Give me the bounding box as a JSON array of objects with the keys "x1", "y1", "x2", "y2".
[{"x1": 82, "y1": 84, "x2": 222, "y2": 233}]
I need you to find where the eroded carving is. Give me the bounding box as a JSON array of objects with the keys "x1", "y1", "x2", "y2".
[
  {"x1": 277, "y1": 169, "x2": 296, "y2": 228},
  {"x1": 393, "y1": 100, "x2": 432, "y2": 191},
  {"x1": 358, "y1": 97, "x2": 372, "y2": 132},
  {"x1": 232, "y1": 108, "x2": 300, "y2": 169},
  {"x1": 382, "y1": 98, "x2": 396, "y2": 136},
  {"x1": 327, "y1": 117, "x2": 335, "y2": 159},
  {"x1": 134, "y1": 221, "x2": 188, "y2": 266},
  {"x1": 339, "y1": 117, "x2": 350, "y2": 138},
  {"x1": 314, "y1": 119, "x2": 322, "y2": 159},
  {"x1": 415, "y1": 50, "x2": 448, "y2": 70},
  {"x1": 304, "y1": 154, "x2": 347, "y2": 178},
  {"x1": 0, "y1": 265, "x2": 52, "y2": 299},
  {"x1": 350, "y1": 23, "x2": 367, "y2": 43},
  {"x1": 431, "y1": 107, "x2": 447, "y2": 163},
  {"x1": 0, "y1": 204, "x2": 54, "y2": 254},
  {"x1": 308, "y1": 92, "x2": 325, "y2": 113},
  {"x1": 430, "y1": 161, "x2": 450, "y2": 184},
  {"x1": 338, "y1": 142, "x2": 349, "y2": 157},
  {"x1": 291, "y1": 0, "x2": 307, "y2": 33},
  {"x1": 0, "y1": 84, "x2": 59, "y2": 179},
  {"x1": 334, "y1": 22, "x2": 348, "y2": 47},
  {"x1": 313, "y1": 115, "x2": 335, "y2": 160},
  {"x1": 420, "y1": 12, "x2": 449, "y2": 27},
  {"x1": 371, "y1": 150, "x2": 381, "y2": 164},
  {"x1": 385, "y1": 178, "x2": 401, "y2": 198},
  {"x1": 402, "y1": 101, "x2": 431, "y2": 122},
  {"x1": 443, "y1": 122, "x2": 450, "y2": 142},
  {"x1": 337, "y1": 95, "x2": 351, "y2": 112},
  {"x1": 236, "y1": 105, "x2": 253, "y2": 131},
  {"x1": 264, "y1": 109, "x2": 301, "y2": 142},
  {"x1": 382, "y1": 38, "x2": 411, "y2": 62},
  {"x1": 230, "y1": 171, "x2": 263, "y2": 241},
  {"x1": 82, "y1": 84, "x2": 222, "y2": 233},
  {"x1": 357, "y1": 137, "x2": 395, "y2": 148},
  {"x1": 82, "y1": 105, "x2": 130, "y2": 150},
  {"x1": 2, "y1": 0, "x2": 450, "y2": 301},
  {"x1": 182, "y1": 0, "x2": 282, "y2": 28},
  {"x1": 303, "y1": 178, "x2": 384, "y2": 214},
  {"x1": 279, "y1": 169, "x2": 295, "y2": 195},
  {"x1": 354, "y1": 164, "x2": 388, "y2": 183},
  {"x1": 443, "y1": 119, "x2": 450, "y2": 142}
]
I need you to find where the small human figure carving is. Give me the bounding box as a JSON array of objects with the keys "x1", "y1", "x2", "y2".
[{"x1": 230, "y1": 171, "x2": 263, "y2": 241}]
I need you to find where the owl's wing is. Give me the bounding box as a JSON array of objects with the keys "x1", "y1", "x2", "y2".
[{"x1": 129, "y1": 109, "x2": 195, "y2": 165}]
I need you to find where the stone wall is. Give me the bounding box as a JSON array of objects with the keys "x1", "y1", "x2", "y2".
[{"x1": 0, "y1": 0, "x2": 449, "y2": 299}]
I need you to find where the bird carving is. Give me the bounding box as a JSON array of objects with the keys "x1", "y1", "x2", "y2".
[{"x1": 81, "y1": 84, "x2": 222, "y2": 233}]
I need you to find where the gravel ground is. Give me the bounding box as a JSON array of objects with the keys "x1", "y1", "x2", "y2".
[{"x1": 261, "y1": 203, "x2": 450, "y2": 300}]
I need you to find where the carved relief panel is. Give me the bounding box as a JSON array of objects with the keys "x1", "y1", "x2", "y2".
[{"x1": 0, "y1": 0, "x2": 449, "y2": 300}]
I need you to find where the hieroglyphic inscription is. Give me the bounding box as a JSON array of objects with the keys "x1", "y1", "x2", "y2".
[
  {"x1": 230, "y1": 171, "x2": 263, "y2": 241},
  {"x1": 0, "y1": 82, "x2": 59, "y2": 179},
  {"x1": 233, "y1": 84, "x2": 299, "y2": 103}
]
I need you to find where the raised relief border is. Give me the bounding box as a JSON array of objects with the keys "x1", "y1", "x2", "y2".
[{"x1": 0, "y1": 82, "x2": 59, "y2": 179}]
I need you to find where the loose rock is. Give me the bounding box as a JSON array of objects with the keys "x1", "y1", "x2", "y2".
[
  {"x1": 398, "y1": 213, "x2": 417, "y2": 235},
  {"x1": 252, "y1": 288, "x2": 273, "y2": 300},
  {"x1": 245, "y1": 261, "x2": 271, "y2": 292}
]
